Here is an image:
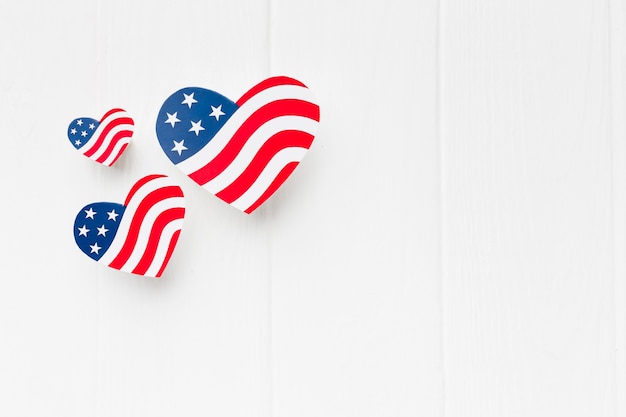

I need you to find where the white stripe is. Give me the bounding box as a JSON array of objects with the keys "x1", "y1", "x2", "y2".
[
  {"x1": 176, "y1": 84, "x2": 316, "y2": 175},
  {"x1": 100, "y1": 136, "x2": 131, "y2": 166},
  {"x1": 119, "y1": 196, "x2": 185, "y2": 274},
  {"x1": 229, "y1": 147, "x2": 308, "y2": 212},
  {"x1": 143, "y1": 218, "x2": 185, "y2": 278},
  {"x1": 88, "y1": 122, "x2": 134, "y2": 162},
  {"x1": 82, "y1": 110, "x2": 129, "y2": 153},
  {"x1": 203, "y1": 116, "x2": 318, "y2": 193},
  {"x1": 98, "y1": 176, "x2": 176, "y2": 265}
]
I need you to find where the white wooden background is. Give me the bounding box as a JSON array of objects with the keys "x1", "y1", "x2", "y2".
[{"x1": 1, "y1": 0, "x2": 625, "y2": 416}]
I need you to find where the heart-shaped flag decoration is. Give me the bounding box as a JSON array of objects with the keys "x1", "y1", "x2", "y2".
[
  {"x1": 155, "y1": 76, "x2": 320, "y2": 213},
  {"x1": 67, "y1": 108, "x2": 134, "y2": 166},
  {"x1": 73, "y1": 174, "x2": 185, "y2": 278}
]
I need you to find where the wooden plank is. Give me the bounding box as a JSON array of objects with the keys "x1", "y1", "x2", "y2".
[
  {"x1": 270, "y1": 1, "x2": 443, "y2": 416},
  {"x1": 441, "y1": 1, "x2": 615, "y2": 415},
  {"x1": 0, "y1": 1, "x2": 101, "y2": 415},
  {"x1": 89, "y1": 2, "x2": 274, "y2": 417},
  {"x1": 610, "y1": 0, "x2": 626, "y2": 415},
  {"x1": 0, "y1": 1, "x2": 273, "y2": 416}
]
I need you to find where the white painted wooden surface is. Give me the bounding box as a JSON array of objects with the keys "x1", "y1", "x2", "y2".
[{"x1": 0, "y1": 0, "x2": 624, "y2": 416}]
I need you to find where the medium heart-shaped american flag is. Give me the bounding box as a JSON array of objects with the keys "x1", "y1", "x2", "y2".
[
  {"x1": 155, "y1": 76, "x2": 320, "y2": 213},
  {"x1": 73, "y1": 174, "x2": 185, "y2": 278},
  {"x1": 67, "y1": 108, "x2": 134, "y2": 166}
]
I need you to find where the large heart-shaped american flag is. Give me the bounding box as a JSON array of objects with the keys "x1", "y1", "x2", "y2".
[
  {"x1": 73, "y1": 174, "x2": 185, "y2": 278},
  {"x1": 155, "y1": 76, "x2": 320, "y2": 213}
]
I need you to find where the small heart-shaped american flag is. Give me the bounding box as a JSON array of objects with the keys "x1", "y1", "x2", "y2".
[
  {"x1": 67, "y1": 108, "x2": 134, "y2": 166},
  {"x1": 73, "y1": 174, "x2": 185, "y2": 278}
]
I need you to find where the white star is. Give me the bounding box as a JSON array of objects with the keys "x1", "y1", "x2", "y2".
[
  {"x1": 81, "y1": 130, "x2": 88, "y2": 137},
  {"x1": 90, "y1": 242, "x2": 102, "y2": 254},
  {"x1": 89, "y1": 123, "x2": 95, "y2": 130},
  {"x1": 76, "y1": 119, "x2": 83, "y2": 126},
  {"x1": 70, "y1": 128, "x2": 77, "y2": 135},
  {"x1": 165, "y1": 112, "x2": 181, "y2": 127},
  {"x1": 189, "y1": 120, "x2": 205, "y2": 136},
  {"x1": 171, "y1": 139, "x2": 188, "y2": 156},
  {"x1": 181, "y1": 92, "x2": 198, "y2": 108},
  {"x1": 84, "y1": 207, "x2": 96, "y2": 219},
  {"x1": 209, "y1": 105, "x2": 225, "y2": 121},
  {"x1": 75, "y1": 140, "x2": 82, "y2": 146},
  {"x1": 77, "y1": 225, "x2": 89, "y2": 237},
  {"x1": 97, "y1": 225, "x2": 109, "y2": 237},
  {"x1": 107, "y1": 209, "x2": 119, "y2": 221}
]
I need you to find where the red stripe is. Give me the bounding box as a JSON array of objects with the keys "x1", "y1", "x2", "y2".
[
  {"x1": 244, "y1": 161, "x2": 299, "y2": 214},
  {"x1": 84, "y1": 117, "x2": 134, "y2": 157},
  {"x1": 99, "y1": 108, "x2": 126, "y2": 122},
  {"x1": 189, "y1": 99, "x2": 319, "y2": 185},
  {"x1": 124, "y1": 175, "x2": 165, "y2": 206},
  {"x1": 108, "y1": 143, "x2": 129, "y2": 166},
  {"x1": 131, "y1": 207, "x2": 185, "y2": 276},
  {"x1": 95, "y1": 130, "x2": 132, "y2": 164},
  {"x1": 236, "y1": 76, "x2": 307, "y2": 106},
  {"x1": 216, "y1": 130, "x2": 314, "y2": 203},
  {"x1": 155, "y1": 230, "x2": 181, "y2": 278},
  {"x1": 109, "y1": 186, "x2": 184, "y2": 269}
]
